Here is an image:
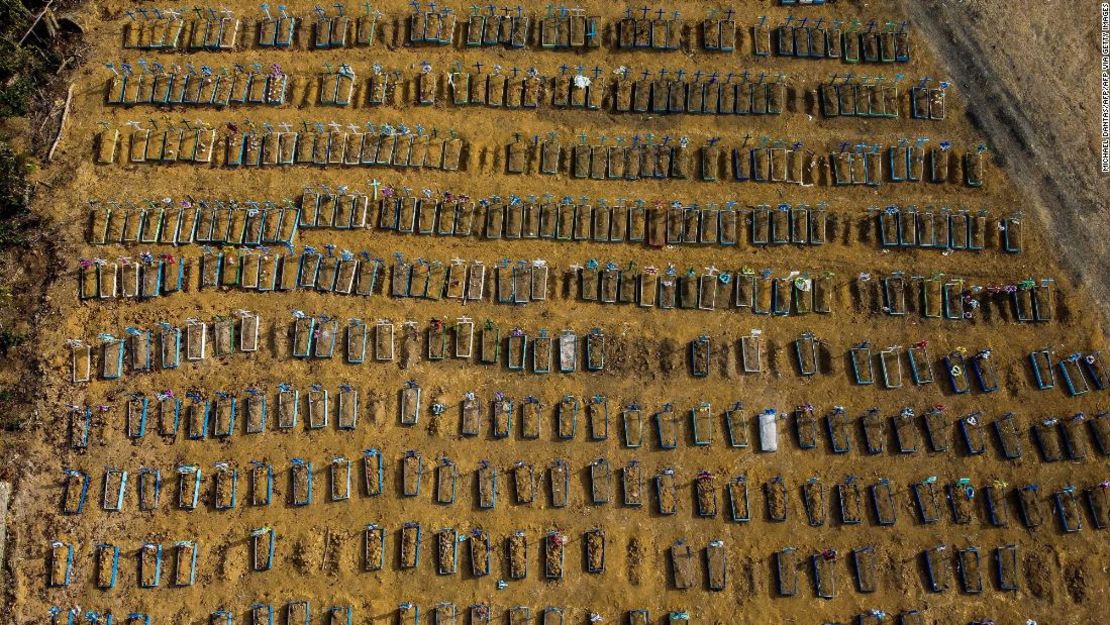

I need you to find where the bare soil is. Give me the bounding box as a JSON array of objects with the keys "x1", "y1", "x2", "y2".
[{"x1": 4, "y1": 2, "x2": 1110, "y2": 625}]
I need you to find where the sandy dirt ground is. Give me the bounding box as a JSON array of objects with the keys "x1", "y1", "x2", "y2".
[{"x1": 4, "y1": 1, "x2": 1110, "y2": 625}]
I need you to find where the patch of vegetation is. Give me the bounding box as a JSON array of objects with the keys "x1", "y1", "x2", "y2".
[
  {"x1": 0, "y1": 389, "x2": 26, "y2": 431},
  {"x1": 0, "y1": 1, "x2": 72, "y2": 434},
  {"x1": 0, "y1": 1, "x2": 61, "y2": 233},
  {"x1": 0, "y1": 0, "x2": 48, "y2": 119},
  {"x1": 0, "y1": 1, "x2": 38, "y2": 244},
  {"x1": 0, "y1": 73, "x2": 36, "y2": 119},
  {"x1": 0, "y1": 329, "x2": 26, "y2": 353},
  {"x1": 0, "y1": 142, "x2": 32, "y2": 248}
]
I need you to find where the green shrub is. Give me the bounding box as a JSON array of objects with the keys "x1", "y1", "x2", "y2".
[
  {"x1": 0, "y1": 330, "x2": 25, "y2": 352},
  {"x1": 0, "y1": 75, "x2": 35, "y2": 118},
  {"x1": 0, "y1": 142, "x2": 29, "y2": 215},
  {"x1": 0, "y1": 2, "x2": 46, "y2": 120},
  {"x1": 0, "y1": 142, "x2": 31, "y2": 248}
]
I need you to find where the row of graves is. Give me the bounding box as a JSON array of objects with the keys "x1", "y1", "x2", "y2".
[
  {"x1": 46, "y1": 605, "x2": 939, "y2": 625},
  {"x1": 118, "y1": 4, "x2": 910, "y2": 61},
  {"x1": 83, "y1": 194, "x2": 1020, "y2": 254},
  {"x1": 67, "y1": 315, "x2": 607, "y2": 380},
  {"x1": 63, "y1": 382, "x2": 1110, "y2": 462},
  {"x1": 68, "y1": 310, "x2": 1109, "y2": 405},
  {"x1": 512, "y1": 136, "x2": 986, "y2": 187},
  {"x1": 75, "y1": 246, "x2": 1048, "y2": 334},
  {"x1": 104, "y1": 62, "x2": 794, "y2": 116},
  {"x1": 43, "y1": 527, "x2": 1037, "y2": 602},
  {"x1": 101, "y1": 62, "x2": 950, "y2": 126},
  {"x1": 94, "y1": 121, "x2": 466, "y2": 170},
  {"x1": 95, "y1": 124, "x2": 986, "y2": 189}
]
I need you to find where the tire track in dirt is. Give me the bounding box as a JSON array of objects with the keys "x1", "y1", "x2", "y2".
[{"x1": 899, "y1": 0, "x2": 1110, "y2": 333}]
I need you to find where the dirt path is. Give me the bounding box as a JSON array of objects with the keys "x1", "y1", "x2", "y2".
[{"x1": 900, "y1": 0, "x2": 1110, "y2": 332}]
